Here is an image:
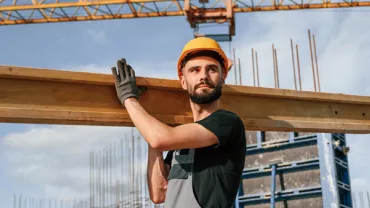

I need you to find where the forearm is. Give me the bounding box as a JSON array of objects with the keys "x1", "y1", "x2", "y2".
[
  {"x1": 147, "y1": 144, "x2": 169, "y2": 203},
  {"x1": 124, "y1": 98, "x2": 172, "y2": 148}
]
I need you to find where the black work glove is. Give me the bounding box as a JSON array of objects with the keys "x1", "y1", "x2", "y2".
[{"x1": 111, "y1": 58, "x2": 141, "y2": 106}]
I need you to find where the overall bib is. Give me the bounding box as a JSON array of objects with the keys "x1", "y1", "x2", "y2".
[{"x1": 164, "y1": 148, "x2": 202, "y2": 208}]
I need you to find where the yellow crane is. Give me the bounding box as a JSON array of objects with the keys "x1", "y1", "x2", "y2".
[{"x1": 1, "y1": 0, "x2": 370, "y2": 41}]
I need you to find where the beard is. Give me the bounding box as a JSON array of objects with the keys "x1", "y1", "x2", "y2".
[{"x1": 188, "y1": 80, "x2": 223, "y2": 104}]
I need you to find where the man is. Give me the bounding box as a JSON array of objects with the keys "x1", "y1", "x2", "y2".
[{"x1": 111, "y1": 37, "x2": 246, "y2": 208}]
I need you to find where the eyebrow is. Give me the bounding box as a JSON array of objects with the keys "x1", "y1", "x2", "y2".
[{"x1": 187, "y1": 64, "x2": 219, "y2": 70}]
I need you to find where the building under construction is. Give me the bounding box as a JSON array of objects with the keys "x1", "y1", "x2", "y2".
[{"x1": 2, "y1": 0, "x2": 370, "y2": 207}]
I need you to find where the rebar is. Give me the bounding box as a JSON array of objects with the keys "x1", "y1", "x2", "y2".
[
  {"x1": 290, "y1": 39, "x2": 297, "y2": 90},
  {"x1": 238, "y1": 58, "x2": 242, "y2": 85},
  {"x1": 252, "y1": 48, "x2": 256, "y2": 87},
  {"x1": 272, "y1": 44, "x2": 277, "y2": 88},
  {"x1": 87, "y1": 128, "x2": 160, "y2": 207},
  {"x1": 255, "y1": 50, "x2": 260, "y2": 87},
  {"x1": 296, "y1": 44, "x2": 302, "y2": 91},
  {"x1": 313, "y1": 34, "x2": 321, "y2": 92},
  {"x1": 308, "y1": 29, "x2": 317, "y2": 92},
  {"x1": 274, "y1": 48, "x2": 280, "y2": 88},
  {"x1": 233, "y1": 48, "x2": 237, "y2": 85}
]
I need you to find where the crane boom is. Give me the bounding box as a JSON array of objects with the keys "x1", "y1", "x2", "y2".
[
  {"x1": 1, "y1": 0, "x2": 370, "y2": 40},
  {"x1": 1, "y1": 0, "x2": 370, "y2": 25}
]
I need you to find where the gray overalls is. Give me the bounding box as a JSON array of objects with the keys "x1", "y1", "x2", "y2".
[{"x1": 164, "y1": 149, "x2": 202, "y2": 208}]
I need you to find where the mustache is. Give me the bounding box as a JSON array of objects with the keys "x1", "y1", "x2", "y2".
[{"x1": 195, "y1": 80, "x2": 215, "y2": 89}]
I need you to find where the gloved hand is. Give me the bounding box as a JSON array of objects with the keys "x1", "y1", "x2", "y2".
[{"x1": 111, "y1": 58, "x2": 141, "y2": 106}]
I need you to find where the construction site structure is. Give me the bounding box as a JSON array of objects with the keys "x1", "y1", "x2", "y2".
[{"x1": 235, "y1": 131, "x2": 352, "y2": 207}]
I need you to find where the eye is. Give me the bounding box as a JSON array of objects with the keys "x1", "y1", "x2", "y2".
[
  {"x1": 189, "y1": 67, "x2": 198, "y2": 73},
  {"x1": 209, "y1": 66, "x2": 218, "y2": 72}
]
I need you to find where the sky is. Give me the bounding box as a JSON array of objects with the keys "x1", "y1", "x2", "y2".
[{"x1": 1, "y1": 3, "x2": 370, "y2": 207}]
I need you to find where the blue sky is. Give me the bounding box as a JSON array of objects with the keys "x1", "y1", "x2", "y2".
[{"x1": 1, "y1": 5, "x2": 370, "y2": 207}]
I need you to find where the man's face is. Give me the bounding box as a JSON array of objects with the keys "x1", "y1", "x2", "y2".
[{"x1": 180, "y1": 56, "x2": 225, "y2": 104}]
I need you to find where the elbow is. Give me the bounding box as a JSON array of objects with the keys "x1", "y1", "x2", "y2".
[
  {"x1": 150, "y1": 140, "x2": 167, "y2": 152},
  {"x1": 149, "y1": 187, "x2": 167, "y2": 204},
  {"x1": 150, "y1": 194, "x2": 166, "y2": 204},
  {"x1": 149, "y1": 139, "x2": 162, "y2": 150},
  {"x1": 147, "y1": 126, "x2": 175, "y2": 151},
  {"x1": 149, "y1": 134, "x2": 171, "y2": 151}
]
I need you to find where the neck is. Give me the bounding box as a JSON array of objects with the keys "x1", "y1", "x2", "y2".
[{"x1": 190, "y1": 100, "x2": 220, "y2": 122}]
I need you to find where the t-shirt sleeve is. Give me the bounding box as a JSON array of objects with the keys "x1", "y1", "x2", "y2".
[
  {"x1": 163, "y1": 150, "x2": 174, "y2": 166},
  {"x1": 195, "y1": 110, "x2": 243, "y2": 147}
]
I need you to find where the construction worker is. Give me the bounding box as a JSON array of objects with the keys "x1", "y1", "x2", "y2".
[{"x1": 111, "y1": 37, "x2": 246, "y2": 208}]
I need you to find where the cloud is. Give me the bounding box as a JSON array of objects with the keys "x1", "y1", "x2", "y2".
[
  {"x1": 2, "y1": 125, "x2": 150, "y2": 202},
  {"x1": 87, "y1": 29, "x2": 107, "y2": 45},
  {"x1": 59, "y1": 59, "x2": 178, "y2": 80}
]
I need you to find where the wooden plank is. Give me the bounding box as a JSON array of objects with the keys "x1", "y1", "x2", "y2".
[{"x1": 1, "y1": 65, "x2": 370, "y2": 133}]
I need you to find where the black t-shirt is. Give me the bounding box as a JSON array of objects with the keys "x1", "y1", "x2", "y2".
[{"x1": 164, "y1": 109, "x2": 246, "y2": 208}]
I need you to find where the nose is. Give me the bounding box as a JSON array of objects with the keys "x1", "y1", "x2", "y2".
[{"x1": 198, "y1": 67, "x2": 208, "y2": 81}]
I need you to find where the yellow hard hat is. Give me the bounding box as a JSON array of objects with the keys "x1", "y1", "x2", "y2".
[{"x1": 177, "y1": 37, "x2": 232, "y2": 79}]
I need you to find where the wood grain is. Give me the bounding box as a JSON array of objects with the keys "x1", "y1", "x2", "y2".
[{"x1": 1, "y1": 65, "x2": 370, "y2": 133}]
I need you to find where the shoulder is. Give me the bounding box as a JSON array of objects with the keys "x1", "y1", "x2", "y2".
[
  {"x1": 195, "y1": 109, "x2": 245, "y2": 147},
  {"x1": 201, "y1": 109, "x2": 242, "y2": 123},
  {"x1": 198, "y1": 109, "x2": 244, "y2": 130}
]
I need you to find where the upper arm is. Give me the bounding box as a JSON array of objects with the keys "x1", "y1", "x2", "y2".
[
  {"x1": 155, "y1": 111, "x2": 242, "y2": 151},
  {"x1": 155, "y1": 123, "x2": 219, "y2": 151}
]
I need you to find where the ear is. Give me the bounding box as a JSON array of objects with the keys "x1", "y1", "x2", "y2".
[
  {"x1": 226, "y1": 58, "x2": 233, "y2": 71},
  {"x1": 221, "y1": 72, "x2": 226, "y2": 84},
  {"x1": 180, "y1": 74, "x2": 188, "y2": 90}
]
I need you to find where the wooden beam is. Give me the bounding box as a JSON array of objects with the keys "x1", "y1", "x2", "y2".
[{"x1": 1, "y1": 65, "x2": 370, "y2": 133}]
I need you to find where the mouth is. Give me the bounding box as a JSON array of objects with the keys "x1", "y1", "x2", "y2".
[
  {"x1": 197, "y1": 84, "x2": 213, "y2": 89},
  {"x1": 199, "y1": 84, "x2": 211, "y2": 87}
]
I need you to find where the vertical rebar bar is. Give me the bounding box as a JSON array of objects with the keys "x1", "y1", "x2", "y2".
[
  {"x1": 313, "y1": 34, "x2": 321, "y2": 92},
  {"x1": 13, "y1": 194, "x2": 16, "y2": 208},
  {"x1": 98, "y1": 150, "x2": 102, "y2": 208},
  {"x1": 123, "y1": 137, "x2": 126, "y2": 207},
  {"x1": 290, "y1": 39, "x2": 297, "y2": 90},
  {"x1": 114, "y1": 141, "x2": 117, "y2": 206},
  {"x1": 89, "y1": 152, "x2": 92, "y2": 208},
  {"x1": 295, "y1": 44, "x2": 302, "y2": 91},
  {"x1": 238, "y1": 58, "x2": 242, "y2": 85},
  {"x1": 308, "y1": 29, "x2": 317, "y2": 92},
  {"x1": 102, "y1": 149, "x2": 104, "y2": 207},
  {"x1": 110, "y1": 144, "x2": 113, "y2": 206},
  {"x1": 137, "y1": 136, "x2": 143, "y2": 207},
  {"x1": 274, "y1": 48, "x2": 280, "y2": 88},
  {"x1": 119, "y1": 139, "x2": 123, "y2": 207},
  {"x1": 105, "y1": 147, "x2": 108, "y2": 207},
  {"x1": 132, "y1": 128, "x2": 135, "y2": 206},
  {"x1": 272, "y1": 44, "x2": 277, "y2": 88},
  {"x1": 255, "y1": 51, "x2": 260, "y2": 87},
  {"x1": 233, "y1": 48, "x2": 237, "y2": 85},
  {"x1": 252, "y1": 48, "x2": 256, "y2": 87},
  {"x1": 91, "y1": 151, "x2": 94, "y2": 208}
]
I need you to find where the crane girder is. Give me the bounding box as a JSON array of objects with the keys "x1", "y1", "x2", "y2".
[{"x1": 1, "y1": 0, "x2": 370, "y2": 26}]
